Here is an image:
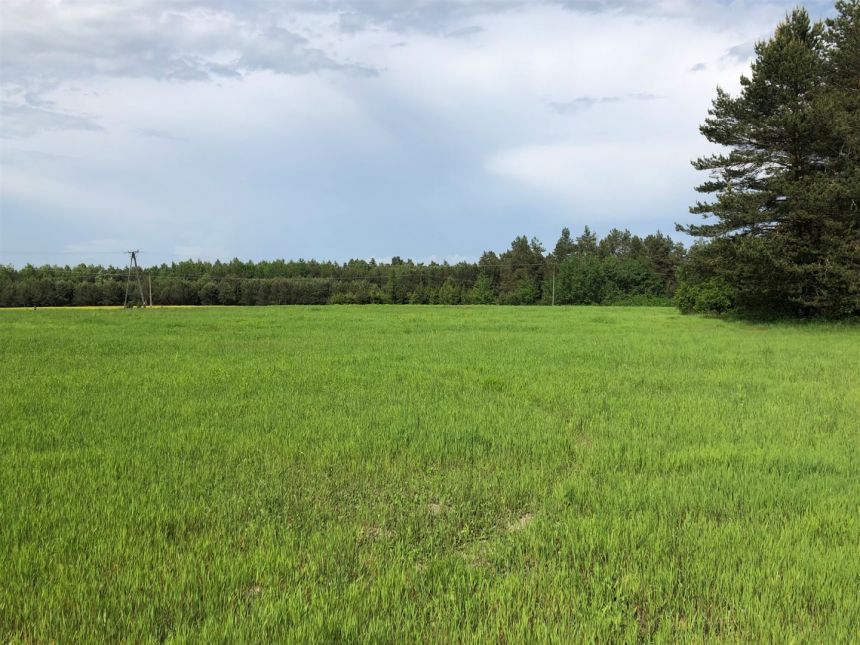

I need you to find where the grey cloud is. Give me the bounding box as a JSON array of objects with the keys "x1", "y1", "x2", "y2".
[
  {"x1": 1, "y1": 102, "x2": 103, "y2": 138},
  {"x1": 1, "y1": 4, "x2": 359, "y2": 86},
  {"x1": 550, "y1": 96, "x2": 622, "y2": 113},
  {"x1": 548, "y1": 0, "x2": 720, "y2": 20},
  {"x1": 690, "y1": 62, "x2": 707, "y2": 72},
  {"x1": 4, "y1": 0, "x2": 687, "y2": 95},
  {"x1": 552, "y1": 0, "x2": 666, "y2": 13},
  {"x1": 104, "y1": 0, "x2": 821, "y2": 38},
  {"x1": 318, "y1": 0, "x2": 837, "y2": 37},
  {"x1": 337, "y1": 11, "x2": 372, "y2": 34},
  {"x1": 301, "y1": 0, "x2": 683, "y2": 31},
  {"x1": 0, "y1": 1, "x2": 795, "y2": 92},
  {"x1": 0, "y1": 1, "x2": 378, "y2": 135},
  {"x1": 278, "y1": 0, "x2": 798, "y2": 43},
  {"x1": 723, "y1": 40, "x2": 757, "y2": 63},
  {"x1": 294, "y1": 0, "x2": 523, "y2": 34},
  {"x1": 0, "y1": 0, "x2": 802, "y2": 139},
  {"x1": 445, "y1": 25, "x2": 483, "y2": 38},
  {"x1": 550, "y1": 0, "x2": 831, "y2": 26},
  {"x1": 236, "y1": 25, "x2": 347, "y2": 74},
  {"x1": 550, "y1": 92, "x2": 660, "y2": 114}
]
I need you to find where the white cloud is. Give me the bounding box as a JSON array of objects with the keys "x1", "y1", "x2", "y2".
[
  {"x1": 1, "y1": 0, "x2": 831, "y2": 262},
  {"x1": 487, "y1": 141, "x2": 697, "y2": 216}
]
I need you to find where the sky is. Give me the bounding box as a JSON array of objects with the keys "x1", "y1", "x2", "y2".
[{"x1": 0, "y1": 0, "x2": 837, "y2": 267}]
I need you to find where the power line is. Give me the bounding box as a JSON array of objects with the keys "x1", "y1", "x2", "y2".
[
  {"x1": 0, "y1": 274, "x2": 500, "y2": 286},
  {"x1": 0, "y1": 251, "x2": 564, "y2": 269},
  {"x1": 0, "y1": 272, "x2": 533, "y2": 292},
  {"x1": 0, "y1": 262, "x2": 556, "y2": 275},
  {"x1": 0, "y1": 250, "x2": 128, "y2": 255},
  {"x1": 3, "y1": 253, "x2": 661, "y2": 279},
  {"x1": 0, "y1": 271, "x2": 545, "y2": 282}
]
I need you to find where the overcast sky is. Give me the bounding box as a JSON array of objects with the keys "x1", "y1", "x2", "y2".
[{"x1": 0, "y1": 0, "x2": 836, "y2": 266}]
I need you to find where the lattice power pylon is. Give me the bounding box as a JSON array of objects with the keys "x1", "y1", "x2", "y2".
[{"x1": 124, "y1": 250, "x2": 148, "y2": 307}]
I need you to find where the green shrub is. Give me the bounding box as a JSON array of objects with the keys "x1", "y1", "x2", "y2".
[{"x1": 676, "y1": 278, "x2": 735, "y2": 314}]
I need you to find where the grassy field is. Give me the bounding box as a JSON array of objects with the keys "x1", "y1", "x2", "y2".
[{"x1": 1, "y1": 306, "x2": 859, "y2": 642}]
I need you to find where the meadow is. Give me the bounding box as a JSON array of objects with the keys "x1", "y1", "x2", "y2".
[{"x1": 1, "y1": 306, "x2": 858, "y2": 642}]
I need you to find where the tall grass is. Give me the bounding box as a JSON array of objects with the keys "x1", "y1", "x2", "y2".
[{"x1": 1, "y1": 306, "x2": 858, "y2": 641}]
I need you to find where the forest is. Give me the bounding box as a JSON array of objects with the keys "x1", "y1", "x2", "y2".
[{"x1": 0, "y1": 228, "x2": 684, "y2": 307}]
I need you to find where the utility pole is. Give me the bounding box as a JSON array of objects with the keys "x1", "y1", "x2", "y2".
[
  {"x1": 148, "y1": 274, "x2": 153, "y2": 307},
  {"x1": 123, "y1": 250, "x2": 147, "y2": 308}
]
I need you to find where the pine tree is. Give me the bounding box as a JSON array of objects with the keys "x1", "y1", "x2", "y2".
[
  {"x1": 598, "y1": 228, "x2": 635, "y2": 258},
  {"x1": 575, "y1": 226, "x2": 598, "y2": 256},
  {"x1": 552, "y1": 227, "x2": 577, "y2": 262},
  {"x1": 679, "y1": 6, "x2": 859, "y2": 317},
  {"x1": 499, "y1": 236, "x2": 544, "y2": 304},
  {"x1": 817, "y1": 0, "x2": 860, "y2": 314},
  {"x1": 469, "y1": 273, "x2": 496, "y2": 304}
]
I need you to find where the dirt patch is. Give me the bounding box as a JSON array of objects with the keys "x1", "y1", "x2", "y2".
[
  {"x1": 428, "y1": 502, "x2": 446, "y2": 516},
  {"x1": 359, "y1": 525, "x2": 391, "y2": 541},
  {"x1": 506, "y1": 513, "x2": 534, "y2": 533},
  {"x1": 244, "y1": 584, "x2": 263, "y2": 600},
  {"x1": 459, "y1": 538, "x2": 491, "y2": 568}
]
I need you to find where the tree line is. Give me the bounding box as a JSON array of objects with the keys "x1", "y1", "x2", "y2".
[{"x1": 0, "y1": 228, "x2": 684, "y2": 307}]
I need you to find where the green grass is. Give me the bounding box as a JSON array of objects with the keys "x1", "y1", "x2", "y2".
[{"x1": 1, "y1": 306, "x2": 859, "y2": 642}]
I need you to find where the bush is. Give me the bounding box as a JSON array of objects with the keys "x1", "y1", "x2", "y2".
[
  {"x1": 329, "y1": 292, "x2": 358, "y2": 304},
  {"x1": 675, "y1": 278, "x2": 735, "y2": 314}
]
